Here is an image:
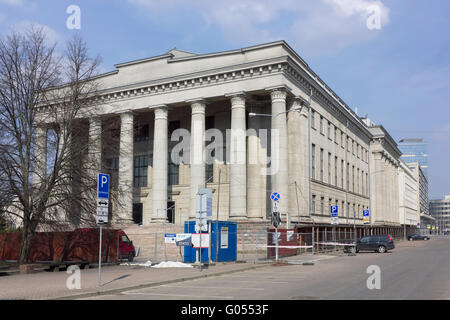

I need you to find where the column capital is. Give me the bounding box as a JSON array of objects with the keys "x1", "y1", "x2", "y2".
[
  {"x1": 266, "y1": 85, "x2": 291, "y2": 100},
  {"x1": 227, "y1": 92, "x2": 247, "y2": 109},
  {"x1": 186, "y1": 98, "x2": 208, "y2": 105},
  {"x1": 152, "y1": 105, "x2": 169, "y2": 120},
  {"x1": 118, "y1": 110, "x2": 135, "y2": 120},
  {"x1": 188, "y1": 99, "x2": 207, "y2": 115}
]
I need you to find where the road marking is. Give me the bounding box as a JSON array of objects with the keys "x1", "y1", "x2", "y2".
[
  {"x1": 122, "y1": 291, "x2": 233, "y2": 299},
  {"x1": 217, "y1": 279, "x2": 289, "y2": 284},
  {"x1": 161, "y1": 284, "x2": 265, "y2": 291}
]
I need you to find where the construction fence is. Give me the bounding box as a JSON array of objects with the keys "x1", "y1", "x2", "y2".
[{"x1": 123, "y1": 229, "x2": 363, "y2": 264}]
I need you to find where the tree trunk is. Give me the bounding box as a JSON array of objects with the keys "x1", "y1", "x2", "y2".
[{"x1": 19, "y1": 220, "x2": 35, "y2": 264}]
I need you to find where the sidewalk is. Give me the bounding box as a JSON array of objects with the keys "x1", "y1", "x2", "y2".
[
  {"x1": 0, "y1": 252, "x2": 339, "y2": 300},
  {"x1": 0, "y1": 261, "x2": 272, "y2": 300}
]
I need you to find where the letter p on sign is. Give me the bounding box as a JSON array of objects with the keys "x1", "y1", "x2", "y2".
[{"x1": 97, "y1": 173, "x2": 110, "y2": 198}]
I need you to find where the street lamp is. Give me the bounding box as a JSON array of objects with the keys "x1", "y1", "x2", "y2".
[{"x1": 248, "y1": 106, "x2": 303, "y2": 118}]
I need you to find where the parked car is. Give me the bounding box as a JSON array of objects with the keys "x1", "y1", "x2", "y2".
[
  {"x1": 345, "y1": 235, "x2": 395, "y2": 253},
  {"x1": 407, "y1": 234, "x2": 430, "y2": 241}
]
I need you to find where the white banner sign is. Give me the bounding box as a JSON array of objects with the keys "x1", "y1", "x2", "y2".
[{"x1": 191, "y1": 233, "x2": 210, "y2": 248}]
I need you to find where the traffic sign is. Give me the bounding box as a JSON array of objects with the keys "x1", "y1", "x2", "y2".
[
  {"x1": 271, "y1": 212, "x2": 281, "y2": 228},
  {"x1": 273, "y1": 201, "x2": 279, "y2": 213},
  {"x1": 271, "y1": 192, "x2": 281, "y2": 202},
  {"x1": 97, "y1": 173, "x2": 110, "y2": 199},
  {"x1": 363, "y1": 210, "x2": 370, "y2": 224},
  {"x1": 330, "y1": 205, "x2": 338, "y2": 217},
  {"x1": 97, "y1": 198, "x2": 109, "y2": 207},
  {"x1": 97, "y1": 173, "x2": 110, "y2": 225}
]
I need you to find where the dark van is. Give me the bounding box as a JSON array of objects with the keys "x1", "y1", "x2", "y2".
[{"x1": 346, "y1": 235, "x2": 395, "y2": 253}]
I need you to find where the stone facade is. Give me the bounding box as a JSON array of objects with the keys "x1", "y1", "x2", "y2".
[{"x1": 34, "y1": 41, "x2": 404, "y2": 230}]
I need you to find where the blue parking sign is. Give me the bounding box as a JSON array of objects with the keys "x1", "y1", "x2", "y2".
[
  {"x1": 330, "y1": 205, "x2": 338, "y2": 217},
  {"x1": 97, "y1": 173, "x2": 110, "y2": 199}
]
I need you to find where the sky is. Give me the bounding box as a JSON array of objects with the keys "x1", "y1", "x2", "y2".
[{"x1": 0, "y1": 0, "x2": 449, "y2": 199}]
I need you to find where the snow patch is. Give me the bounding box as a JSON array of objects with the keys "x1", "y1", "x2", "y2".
[{"x1": 151, "y1": 261, "x2": 193, "y2": 268}]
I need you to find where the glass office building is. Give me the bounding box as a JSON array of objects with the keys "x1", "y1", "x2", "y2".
[{"x1": 398, "y1": 138, "x2": 428, "y2": 178}]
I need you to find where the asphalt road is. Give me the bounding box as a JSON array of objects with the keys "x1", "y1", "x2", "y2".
[{"x1": 83, "y1": 237, "x2": 450, "y2": 300}]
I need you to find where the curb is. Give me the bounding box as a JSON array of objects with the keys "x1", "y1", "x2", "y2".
[{"x1": 51, "y1": 262, "x2": 272, "y2": 300}]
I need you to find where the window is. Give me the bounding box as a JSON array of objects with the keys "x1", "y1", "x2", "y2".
[
  {"x1": 134, "y1": 155, "x2": 148, "y2": 187},
  {"x1": 341, "y1": 160, "x2": 344, "y2": 188},
  {"x1": 320, "y1": 116, "x2": 324, "y2": 134},
  {"x1": 311, "y1": 110, "x2": 316, "y2": 129},
  {"x1": 134, "y1": 124, "x2": 149, "y2": 142},
  {"x1": 352, "y1": 165, "x2": 355, "y2": 192},
  {"x1": 334, "y1": 127, "x2": 338, "y2": 143},
  {"x1": 341, "y1": 131, "x2": 345, "y2": 148},
  {"x1": 168, "y1": 160, "x2": 179, "y2": 186},
  {"x1": 362, "y1": 170, "x2": 365, "y2": 195},
  {"x1": 320, "y1": 149, "x2": 324, "y2": 181},
  {"x1": 312, "y1": 144, "x2": 316, "y2": 180},
  {"x1": 321, "y1": 197, "x2": 325, "y2": 215},
  {"x1": 205, "y1": 116, "x2": 215, "y2": 130},
  {"x1": 168, "y1": 120, "x2": 181, "y2": 136},
  {"x1": 206, "y1": 163, "x2": 214, "y2": 183},
  {"x1": 328, "y1": 121, "x2": 331, "y2": 139},
  {"x1": 357, "y1": 168, "x2": 360, "y2": 194},
  {"x1": 328, "y1": 153, "x2": 332, "y2": 184},
  {"x1": 335, "y1": 156, "x2": 338, "y2": 186},
  {"x1": 346, "y1": 163, "x2": 350, "y2": 190},
  {"x1": 105, "y1": 157, "x2": 119, "y2": 170},
  {"x1": 312, "y1": 195, "x2": 316, "y2": 214}
]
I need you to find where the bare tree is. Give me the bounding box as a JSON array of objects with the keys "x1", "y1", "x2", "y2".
[{"x1": 0, "y1": 25, "x2": 109, "y2": 263}]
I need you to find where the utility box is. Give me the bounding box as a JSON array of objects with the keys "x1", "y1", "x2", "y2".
[{"x1": 184, "y1": 221, "x2": 237, "y2": 263}]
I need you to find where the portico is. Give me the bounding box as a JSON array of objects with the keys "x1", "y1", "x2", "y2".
[{"x1": 34, "y1": 41, "x2": 393, "y2": 229}]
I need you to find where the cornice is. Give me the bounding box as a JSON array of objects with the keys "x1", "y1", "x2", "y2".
[
  {"x1": 283, "y1": 58, "x2": 372, "y2": 142},
  {"x1": 37, "y1": 57, "x2": 289, "y2": 113}
]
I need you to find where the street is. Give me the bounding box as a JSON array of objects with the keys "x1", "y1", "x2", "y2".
[{"x1": 82, "y1": 237, "x2": 450, "y2": 300}]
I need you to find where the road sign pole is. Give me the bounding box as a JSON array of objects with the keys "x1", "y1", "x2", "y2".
[
  {"x1": 275, "y1": 227, "x2": 279, "y2": 262},
  {"x1": 98, "y1": 224, "x2": 102, "y2": 287}
]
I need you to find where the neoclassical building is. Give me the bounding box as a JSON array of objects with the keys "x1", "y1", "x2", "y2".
[{"x1": 33, "y1": 41, "x2": 406, "y2": 235}]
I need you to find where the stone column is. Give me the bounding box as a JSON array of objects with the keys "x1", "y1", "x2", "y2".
[
  {"x1": 247, "y1": 104, "x2": 264, "y2": 220},
  {"x1": 287, "y1": 97, "x2": 309, "y2": 222},
  {"x1": 57, "y1": 123, "x2": 72, "y2": 222},
  {"x1": 269, "y1": 87, "x2": 289, "y2": 215},
  {"x1": 117, "y1": 111, "x2": 134, "y2": 222},
  {"x1": 228, "y1": 93, "x2": 247, "y2": 220},
  {"x1": 189, "y1": 100, "x2": 206, "y2": 219},
  {"x1": 383, "y1": 156, "x2": 389, "y2": 224},
  {"x1": 88, "y1": 117, "x2": 102, "y2": 174},
  {"x1": 394, "y1": 164, "x2": 399, "y2": 225},
  {"x1": 33, "y1": 126, "x2": 48, "y2": 189},
  {"x1": 152, "y1": 105, "x2": 169, "y2": 222}
]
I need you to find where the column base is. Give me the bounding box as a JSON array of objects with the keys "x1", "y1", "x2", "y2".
[
  {"x1": 151, "y1": 218, "x2": 169, "y2": 223},
  {"x1": 229, "y1": 217, "x2": 248, "y2": 221}
]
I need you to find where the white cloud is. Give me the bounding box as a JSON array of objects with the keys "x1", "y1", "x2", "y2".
[
  {"x1": 12, "y1": 21, "x2": 61, "y2": 44},
  {"x1": 128, "y1": 0, "x2": 390, "y2": 56},
  {"x1": 2, "y1": 0, "x2": 25, "y2": 6}
]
